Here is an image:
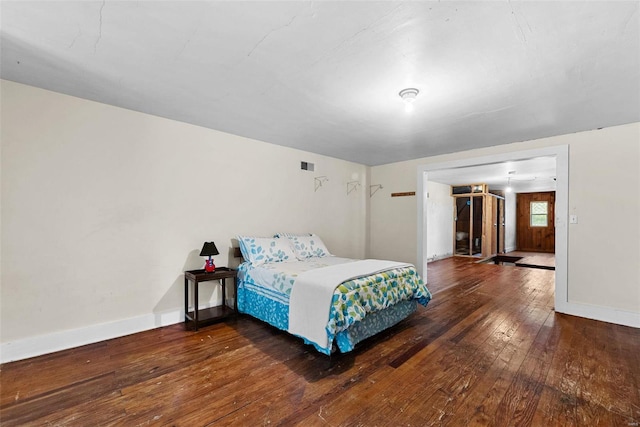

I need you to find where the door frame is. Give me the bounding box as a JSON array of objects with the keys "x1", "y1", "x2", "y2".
[{"x1": 416, "y1": 145, "x2": 569, "y2": 314}]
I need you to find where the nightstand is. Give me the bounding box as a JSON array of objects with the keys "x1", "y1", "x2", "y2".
[{"x1": 184, "y1": 267, "x2": 238, "y2": 331}]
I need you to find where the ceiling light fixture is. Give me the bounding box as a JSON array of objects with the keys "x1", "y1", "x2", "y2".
[{"x1": 399, "y1": 88, "x2": 419, "y2": 113}]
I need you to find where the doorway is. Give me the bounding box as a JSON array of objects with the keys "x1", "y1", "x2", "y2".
[{"x1": 416, "y1": 145, "x2": 569, "y2": 315}]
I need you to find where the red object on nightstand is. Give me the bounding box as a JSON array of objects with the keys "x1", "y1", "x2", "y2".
[{"x1": 204, "y1": 258, "x2": 216, "y2": 272}]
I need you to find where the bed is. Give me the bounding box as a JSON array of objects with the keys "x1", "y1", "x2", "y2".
[{"x1": 236, "y1": 234, "x2": 432, "y2": 355}]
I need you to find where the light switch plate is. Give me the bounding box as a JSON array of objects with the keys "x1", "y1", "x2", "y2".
[{"x1": 570, "y1": 215, "x2": 578, "y2": 224}]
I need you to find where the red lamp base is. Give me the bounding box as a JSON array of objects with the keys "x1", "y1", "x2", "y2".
[{"x1": 204, "y1": 258, "x2": 216, "y2": 273}]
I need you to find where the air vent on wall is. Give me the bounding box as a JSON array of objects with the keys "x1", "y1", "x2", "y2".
[{"x1": 301, "y1": 161, "x2": 315, "y2": 172}]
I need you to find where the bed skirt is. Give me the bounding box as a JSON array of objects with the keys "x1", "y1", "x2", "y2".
[{"x1": 238, "y1": 285, "x2": 417, "y2": 354}]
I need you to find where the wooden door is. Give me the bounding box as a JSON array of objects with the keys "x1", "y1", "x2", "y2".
[
  {"x1": 454, "y1": 197, "x2": 471, "y2": 256},
  {"x1": 516, "y1": 192, "x2": 555, "y2": 252},
  {"x1": 472, "y1": 196, "x2": 483, "y2": 256},
  {"x1": 485, "y1": 195, "x2": 504, "y2": 256},
  {"x1": 497, "y1": 198, "x2": 505, "y2": 253},
  {"x1": 490, "y1": 196, "x2": 498, "y2": 255},
  {"x1": 481, "y1": 195, "x2": 495, "y2": 257}
]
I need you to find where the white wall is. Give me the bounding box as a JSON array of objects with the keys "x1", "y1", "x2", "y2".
[
  {"x1": 2, "y1": 79, "x2": 638, "y2": 362},
  {"x1": 426, "y1": 181, "x2": 453, "y2": 261},
  {"x1": 370, "y1": 123, "x2": 640, "y2": 317},
  {"x1": 368, "y1": 162, "x2": 418, "y2": 263},
  {"x1": 0, "y1": 80, "x2": 367, "y2": 360}
]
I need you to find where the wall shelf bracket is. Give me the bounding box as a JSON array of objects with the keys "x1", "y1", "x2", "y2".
[
  {"x1": 369, "y1": 184, "x2": 383, "y2": 197},
  {"x1": 314, "y1": 176, "x2": 329, "y2": 192},
  {"x1": 347, "y1": 181, "x2": 361, "y2": 195}
]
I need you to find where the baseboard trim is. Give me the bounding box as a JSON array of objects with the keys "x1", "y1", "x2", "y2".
[
  {"x1": 0, "y1": 309, "x2": 183, "y2": 364},
  {"x1": 555, "y1": 301, "x2": 640, "y2": 328},
  {"x1": 3, "y1": 299, "x2": 637, "y2": 364},
  {"x1": 427, "y1": 252, "x2": 453, "y2": 262}
]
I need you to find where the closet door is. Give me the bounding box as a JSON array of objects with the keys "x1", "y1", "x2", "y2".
[
  {"x1": 472, "y1": 196, "x2": 484, "y2": 256},
  {"x1": 497, "y1": 198, "x2": 505, "y2": 253},
  {"x1": 486, "y1": 195, "x2": 504, "y2": 256},
  {"x1": 490, "y1": 196, "x2": 498, "y2": 255},
  {"x1": 454, "y1": 197, "x2": 471, "y2": 255}
]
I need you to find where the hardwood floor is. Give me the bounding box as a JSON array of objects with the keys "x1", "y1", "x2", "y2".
[
  {"x1": 1, "y1": 257, "x2": 638, "y2": 426},
  {"x1": 506, "y1": 251, "x2": 556, "y2": 269}
]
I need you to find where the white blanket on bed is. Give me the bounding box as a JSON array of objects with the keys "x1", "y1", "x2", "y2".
[{"x1": 288, "y1": 259, "x2": 410, "y2": 350}]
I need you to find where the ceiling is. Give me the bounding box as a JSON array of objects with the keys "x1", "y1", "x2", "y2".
[
  {"x1": 428, "y1": 156, "x2": 557, "y2": 193},
  {"x1": 1, "y1": 1, "x2": 639, "y2": 166}
]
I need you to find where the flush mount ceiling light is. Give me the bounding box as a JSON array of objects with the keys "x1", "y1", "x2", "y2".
[{"x1": 399, "y1": 88, "x2": 419, "y2": 113}]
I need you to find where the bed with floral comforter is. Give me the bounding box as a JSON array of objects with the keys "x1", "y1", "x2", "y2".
[{"x1": 236, "y1": 234, "x2": 431, "y2": 354}]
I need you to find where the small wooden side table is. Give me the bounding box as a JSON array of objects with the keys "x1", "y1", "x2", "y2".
[{"x1": 184, "y1": 267, "x2": 238, "y2": 331}]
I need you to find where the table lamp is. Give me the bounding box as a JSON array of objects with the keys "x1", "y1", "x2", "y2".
[{"x1": 199, "y1": 242, "x2": 219, "y2": 272}]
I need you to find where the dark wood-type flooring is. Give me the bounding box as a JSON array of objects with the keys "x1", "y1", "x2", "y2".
[
  {"x1": 1, "y1": 257, "x2": 638, "y2": 426},
  {"x1": 506, "y1": 251, "x2": 556, "y2": 269}
]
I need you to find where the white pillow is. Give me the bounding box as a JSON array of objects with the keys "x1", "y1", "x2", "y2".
[
  {"x1": 287, "y1": 234, "x2": 331, "y2": 259},
  {"x1": 274, "y1": 232, "x2": 312, "y2": 238},
  {"x1": 237, "y1": 235, "x2": 297, "y2": 265}
]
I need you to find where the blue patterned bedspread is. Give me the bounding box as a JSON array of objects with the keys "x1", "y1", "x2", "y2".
[{"x1": 237, "y1": 256, "x2": 431, "y2": 354}]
